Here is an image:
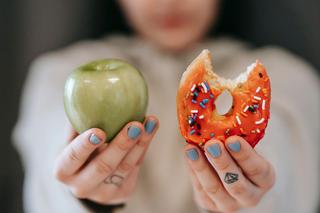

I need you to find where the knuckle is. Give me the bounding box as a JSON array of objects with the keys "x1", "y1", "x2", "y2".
[
  {"x1": 246, "y1": 165, "x2": 263, "y2": 177},
  {"x1": 116, "y1": 141, "x2": 132, "y2": 152},
  {"x1": 215, "y1": 161, "x2": 231, "y2": 171},
  {"x1": 94, "y1": 159, "x2": 114, "y2": 175},
  {"x1": 118, "y1": 161, "x2": 133, "y2": 173},
  {"x1": 203, "y1": 184, "x2": 221, "y2": 196},
  {"x1": 68, "y1": 146, "x2": 80, "y2": 162},
  {"x1": 237, "y1": 152, "x2": 251, "y2": 163}
]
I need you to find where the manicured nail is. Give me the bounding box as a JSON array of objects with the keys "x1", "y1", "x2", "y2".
[
  {"x1": 207, "y1": 143, "x2": 221, "y2": 158},
  {"x1": 89, "y1": 134, "x2": 101, "y2": 145},
  {"x1": 144, "y1": 120, "x2": 156, "y2": 134},
  {"x1": 228, "y1": 141, "x2": 241, "y2": 152},
  {"x1": 127, "y1": 126, "x2": 141, "y2": 139},
  {"x1": 186, "y1": 148, "x2": 199, "y2": 161}
]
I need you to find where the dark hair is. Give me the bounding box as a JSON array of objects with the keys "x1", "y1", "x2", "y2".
[{"x1": 92, "y1": 1, "x2": 132, "y2": 36}]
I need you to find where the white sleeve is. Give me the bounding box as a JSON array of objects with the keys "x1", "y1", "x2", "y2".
[
  {"x1": 11, "y1": 54, "x2": 89, "y2": 213},
  {"x1": 241, "y1": 47, "x2": 320, "y2": 213},
  {"x1": 269, "y1": 49, "x2": 320, "y2": 213}
]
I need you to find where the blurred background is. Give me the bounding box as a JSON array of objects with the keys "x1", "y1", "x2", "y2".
[{"x1": 1, "y1": 0, "x2": 319, "y2": 212}]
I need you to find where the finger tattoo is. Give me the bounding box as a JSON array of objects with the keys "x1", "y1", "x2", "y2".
[
  {"x1": 104, "y1": 174, "x2": 124, "y2": 187},
  {"x1": 224, "y1": 172, "x2": 239, "y2": 184}
]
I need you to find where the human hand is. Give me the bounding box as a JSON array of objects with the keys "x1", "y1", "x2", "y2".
[
  {"x1": 185, "y1": 136, "x2": 275, "y2": 212},
  {"x1": 54, "y1": 116, "x2": 159, "y2": 204}
]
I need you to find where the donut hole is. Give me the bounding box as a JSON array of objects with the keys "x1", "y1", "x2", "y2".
[{"x1": 215, "y1": 90, "x2": 233, "y2": 115}]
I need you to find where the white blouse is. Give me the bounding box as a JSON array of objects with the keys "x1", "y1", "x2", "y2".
[{"x1": 12, "y1": 35, "x2": 320, "y2": 213}]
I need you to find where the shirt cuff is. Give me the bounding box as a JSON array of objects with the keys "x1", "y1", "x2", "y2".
[{"x1": 79, "y1": 198, "x2": 125, "y2": 213}]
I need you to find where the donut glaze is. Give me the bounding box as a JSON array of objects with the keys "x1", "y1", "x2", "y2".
[{"x1": 177, "y1": 50, "x2": 271, "y2": 147}]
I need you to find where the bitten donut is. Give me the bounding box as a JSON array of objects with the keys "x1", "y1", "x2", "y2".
[{"x1": 176, "y1": 49, "x2": 271, "y2": 147}]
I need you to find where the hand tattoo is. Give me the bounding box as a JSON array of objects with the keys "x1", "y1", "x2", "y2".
[
  {"x1": 104, "y1": 174, "x2": 124, "y2": 187},
  {"x1": 224, "y1": 172, "x2": 239, "y2": 184}
]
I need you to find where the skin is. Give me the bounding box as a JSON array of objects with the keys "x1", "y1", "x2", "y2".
[
  {"x1": 185, "y1": 136, "x2": 275, "y2": 212},
  {"x1": 55, "y1": 0, "x2": 276, "y2": 210},
  {"x1": 54, "y1": 116, "x2": 159, "y2": 204},
  {"x1": 119, "y1": 0, "x2": 219, "y2": 52}
]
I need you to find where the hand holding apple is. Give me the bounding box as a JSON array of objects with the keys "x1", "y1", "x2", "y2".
[
  {"x1": 57, "y1": 59, "x2": 157, "y2": 205},
  {"x1": 54, "y1": 116, "x2": 159, "y2": 204}
]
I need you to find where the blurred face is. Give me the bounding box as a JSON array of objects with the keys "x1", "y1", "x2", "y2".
[{"x1": 119, "y1": 0, "x2": 219, "y2": 52}]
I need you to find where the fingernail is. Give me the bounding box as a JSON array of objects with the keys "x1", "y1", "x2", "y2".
[
  {"x1": 186, "y1": 148, "x2": 199, "y2": 161},
  {"x1": 228, "y1": 141, "x2": 241, "y2": 152},
  {"x1": 127, "y1": 126, "x2": 141, "y2": 139},
  {"x1": 144, "y1": 120, "x2": 156, "y2": 134},
  {"x1": 89, "y1": 134, "x2": 101, "y2": 145},
  {"x1": 207, "y1": 143, "x2": 221, "y2": 158}
]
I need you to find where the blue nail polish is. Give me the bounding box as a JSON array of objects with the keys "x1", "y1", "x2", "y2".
[
  {"x1": 186, "y1": 149, "x2": 199, "y2": 161},
  {"x1": 207, "y1": 143, "x2": 221, "y2": 158},
  {"x1": 89, "y1": 134, "x2": 101, "y2": 145},
  {"x1": 228, "y1": 141, "x2": 241, "y2": 152},
  {"x1": 128, "y1": 126, "x2": 141, "y2": 139},
  {"x1": 144, "y1": 120, "x2": 156, "y2": 134}
]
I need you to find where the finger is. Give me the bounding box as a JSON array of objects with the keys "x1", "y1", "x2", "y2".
[
  {"x1": 54, "y1": 128, "x2": 106, "y2": 181},
  {"x1": 204, "y1": 140, "x2": 262, "y2": 207},
  {"x1": 225, "y1": 136, "x2": 275, "y2": 190},
  {"x1": 135, "y1": 115, "x2": 160, "y2": 166},
  {"x1": 185, "y1": 144, "x2": 238, "y2": 212},
  {"x1": 187, "y1": 167, "x2": 218, "y2": 211},
  {"x1": 92, "y1": 116, "x2": 159, "y2": 200},
  {"x1": 71, "y1": 122, "x2": 143, "y2": 196},
  {"x1": 117, "y1": 116, "x2": 159, "y2": 176},
  {"x1": 132, "y1": 116, "x2": 159, "y2": 166}
]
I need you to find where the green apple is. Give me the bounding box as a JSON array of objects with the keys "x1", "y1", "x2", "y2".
[{"x1": 64, "y1": 59, "x2": 148, "y2": 142}]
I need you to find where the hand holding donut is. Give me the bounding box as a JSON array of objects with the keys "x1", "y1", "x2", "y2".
[
  {"x1": 179, "y1": 50, "x2": 274, "y2": 211},
  {"x1": 185, "y1": 136, "x2": 275, "y2": 212},
  {"x1": 53, "y1": 116, "x2": 159, "y2": 204}
]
